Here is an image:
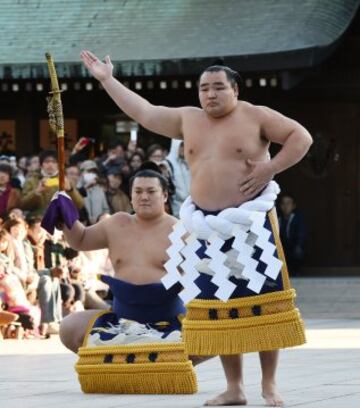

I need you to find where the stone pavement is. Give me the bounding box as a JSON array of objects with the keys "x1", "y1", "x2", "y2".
[
  {"x1": 291, "y1": 277, "x2": 360, "y2": 319},
  {"x1": 1, "y1": 278, "x2": 359, "y2": 408}
]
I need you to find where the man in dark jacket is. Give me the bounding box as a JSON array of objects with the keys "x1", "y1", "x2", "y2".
[{"x1": 278, "y1": 194, "x2": 306, "y2": 275}]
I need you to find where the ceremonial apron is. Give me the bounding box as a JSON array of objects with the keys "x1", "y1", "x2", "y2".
[
  {"x1": 162, "y1": 181, "x2": 306, "y2": 355},
  {"x1": 76, "y1": 275, "x2": 197, "y2": 394}
]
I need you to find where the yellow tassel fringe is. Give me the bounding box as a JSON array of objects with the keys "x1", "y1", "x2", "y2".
[
  {"x1": 183, "y1": 289, "x2": 306, "y2": 355},
  {"x1": 76, "y1": 342, "x2": 197, "y2": 394}
]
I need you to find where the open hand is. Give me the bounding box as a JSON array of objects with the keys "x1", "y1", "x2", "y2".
[
  {"x1": 80, "y1": 50, "x2": 113, "y2": 82},
  {"x1": 36, "y1": 180, "x2": 48, "y2": 194},
  {"x1": 239, "y1": 159, "x2": 275, "y2": 196},
  {"x1": 72, "y1": 137, "x2": 88, "y2": 153}
]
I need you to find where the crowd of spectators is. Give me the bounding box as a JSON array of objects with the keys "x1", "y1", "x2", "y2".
[{"x1": 0, "y1": 136, "x2": 191, "y2": 339}]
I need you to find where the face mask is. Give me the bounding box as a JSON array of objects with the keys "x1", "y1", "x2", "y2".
[{"x1": 83, "y1": 172, "x2": 97, "y2": 185}]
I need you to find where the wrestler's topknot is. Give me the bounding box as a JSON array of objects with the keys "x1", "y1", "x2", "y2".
[{"x1": 200, "y1": 65, "x2": 242, "y2": 90}]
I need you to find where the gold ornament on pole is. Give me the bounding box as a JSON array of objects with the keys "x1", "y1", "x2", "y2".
[{"x1": 45, "y1": 52, "x2": 65, "y2": 191}]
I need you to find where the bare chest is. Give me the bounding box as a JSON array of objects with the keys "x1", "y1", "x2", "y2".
[
  {"x1": 183, "y1": 114, "x2": 265, "y2": 164},
  {"x1": 108, "y1": 225, "x2": 171, "y2": 271}
]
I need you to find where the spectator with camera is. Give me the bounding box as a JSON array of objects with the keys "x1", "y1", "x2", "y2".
[
  {"x1": 69, "y1": 137, "x2": 94, "y2": 166},
  {"x1": 20, "y1": 150, "x2": 84, "y2": 217}
]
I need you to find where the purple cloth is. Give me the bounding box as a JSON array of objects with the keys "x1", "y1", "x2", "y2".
[{"x1": 41, "y1": 192, "x2": 79, "y2": 234}]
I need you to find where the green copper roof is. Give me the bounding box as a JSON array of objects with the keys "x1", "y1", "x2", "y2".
[{"x1": 0, "y1": 0, "x2": 359, "y2": 78}]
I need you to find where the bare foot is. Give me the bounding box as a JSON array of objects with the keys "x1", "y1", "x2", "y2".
[
  {"x1": 262, "y1": 382, "x2": 284, "y2": 407},
  {"x1": 204, "y1": 388, "x2": 247, "y2": 406}
]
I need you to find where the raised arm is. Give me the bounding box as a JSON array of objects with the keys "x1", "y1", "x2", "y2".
[
  {"x1": 63, "y1": 219, "x2": 108, "y2": 251},
  {"x1": 81, "y1": 50, "x2": 184, "y2": 139}
]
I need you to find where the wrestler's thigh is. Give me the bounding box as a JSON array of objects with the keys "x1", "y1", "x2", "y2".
[{"x1": 60, "y1": 309, "x2": 102, "y2": 352}]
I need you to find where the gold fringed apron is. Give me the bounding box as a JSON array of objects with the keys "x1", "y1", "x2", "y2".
[
  {"x1": 75, "y1": 277, "x2": 197, "y2": 394},
  {"x1": 182, "y1": 208, "x2": 306, "y2": 355}
]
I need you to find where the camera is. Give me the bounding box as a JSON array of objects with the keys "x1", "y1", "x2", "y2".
[{"x1": 44, "y1": 177, "x2": 59, "y2": 188}]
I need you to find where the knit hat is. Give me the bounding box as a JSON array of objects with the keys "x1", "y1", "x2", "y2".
[{"x1": 80, "y1": 160, "x2": 98, "y2": 172}]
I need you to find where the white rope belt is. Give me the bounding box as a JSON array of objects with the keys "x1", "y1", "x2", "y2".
[{"x1": 161, "y1": 181, "x2": 283, "y2": 303}]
